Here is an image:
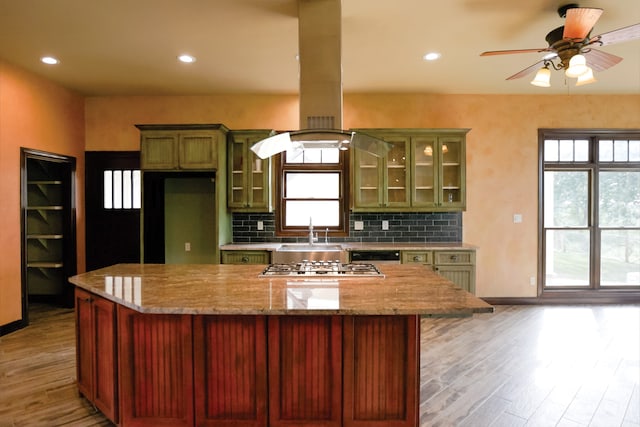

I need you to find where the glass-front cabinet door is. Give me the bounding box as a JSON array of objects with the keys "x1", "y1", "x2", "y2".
[
  {"x1": 412, "y1": 136, "x2": 437, "y2": 207},
  {"x1": 384, "y1": 137, "x2": 411, "y2": 207},
  {"x1": 353, "y1": 149, "x2": 383, "y2": 208},
  {"x1": 228, "y1": 131, "x2": 272, "y2": 211},
  {"x1": 352, "y1": 136, "x2": 410, "y2": 208},
  {"x1": 439, "y1": 135, "x2": 465, "y2": 209}
]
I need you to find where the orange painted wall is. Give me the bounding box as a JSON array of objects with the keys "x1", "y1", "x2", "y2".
[
  {"x1": 85, "y1": 93, "x2": 640, "y2": 298},
  {"x1": 0, "y1": 61, "x2": 85, "y2": 327}
]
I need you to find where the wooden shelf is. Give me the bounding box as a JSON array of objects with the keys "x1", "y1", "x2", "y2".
[
  {"x1": 27, "y1": 262, "x2": 64, "y2": 268},
  {"x1": 28, "y1": 180, "x2": 62, "y2": 185},
  {"x1": 27, "y1": 205, "x2": 64, "y2": 211}
]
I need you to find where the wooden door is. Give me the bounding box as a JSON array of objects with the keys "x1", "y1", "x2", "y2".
[
  {"x1": 118, "y1": 306, "x2": 194, "y2": 427},
  {"x1": 75, "y1": 288, "x2": 118, "y2": 423},
  {"x1": 268, "y1": 316, "x2": 343, "y2": 427},
  {"x1": 85, "y1": 151, "x2": 140, "y2": 270},
  {"x1": 194, "y1": 315, "x2": 268, "y2": 427},
  {"x1": 343, "y1": 315, "x2": 419, "y2": 427}
]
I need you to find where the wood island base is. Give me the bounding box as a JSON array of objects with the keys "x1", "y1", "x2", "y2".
[
  {"x1": 73, "y1": 264, "x2": 492, "y2": 427},
  {"x1": 77, "y1": 289, "x2": 419, "y2": 427}
]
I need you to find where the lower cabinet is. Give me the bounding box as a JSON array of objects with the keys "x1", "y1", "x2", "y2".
[
  {"x1": 401, "y1": 250, "x2": 476, "y2": 293},
  {"x1": 268, "y1": 316, "x2": 343, "y2": 427},
  {"x1": 118, "y1": 307, "x2": 194, "y2": 427},
  {"x1": 75, "y1": 288, "x2": 118, "y2": 423},
  {"x1": 76, "y1": 290, "x2": 419, "y2": 427},
  {"x1": 193, "y1": 315, "x2": 268, "y2": 427},
  {"x1": 220, "y1": 250, "x2": 270, "y2": 264}
]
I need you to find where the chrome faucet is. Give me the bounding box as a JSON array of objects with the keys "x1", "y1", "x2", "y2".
[{"x1": 308, "y1": 218, "x2": 317, "y2": 245}]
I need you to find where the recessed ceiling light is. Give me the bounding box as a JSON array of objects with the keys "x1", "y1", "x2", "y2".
[
  {"x1": 423, "y1": 52, "x2": 441, "y2": 61},
  {"x1": 178, "y1": 54, "x2": 196, "y2": 63},
  {"x1": 40, "y1": 56, "x2": 59, "y2": 65}
]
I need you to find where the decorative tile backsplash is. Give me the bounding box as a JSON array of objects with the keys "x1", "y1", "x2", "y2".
[{"x1": 231, "y1": 212, "x2": 462, "y2": 243}]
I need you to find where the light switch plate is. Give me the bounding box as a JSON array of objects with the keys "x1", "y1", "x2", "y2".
[
  {"x1": 513, "y1": 214, "x2": 523, "y2": 223},
  {"x1": 354, "y1": 221, "x2": 364, "y2": 230},
  {"x1": 257, "y1": 221, "x2": 264, "y2": 231},
  {"x1": 382, "y1": 220, "x2": 389, "y2": 230}
]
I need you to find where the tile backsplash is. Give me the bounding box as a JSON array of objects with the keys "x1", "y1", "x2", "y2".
[{"x1": 231, "y1": 212, "x2": 462, "y2": 243}]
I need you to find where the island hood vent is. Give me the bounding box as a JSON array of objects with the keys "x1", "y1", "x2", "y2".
[{"x1": 250, "y1": 0, "x2": 391, "y2": 159}]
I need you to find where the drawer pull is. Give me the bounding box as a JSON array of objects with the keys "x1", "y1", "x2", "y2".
[
  {"x1": 450, "y1": 255, "x2": 458, "y2": 262},
  {"x1": 413, "y1": 255, "x2": 421, "y2": 262},
  {"x1": 241, "y1": 256, "x2": 249, "y2": 263}
]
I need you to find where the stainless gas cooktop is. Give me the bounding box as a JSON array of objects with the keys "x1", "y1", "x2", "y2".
[{"x1": 259, "y1": 261, "x2": 384, "y2": 278}]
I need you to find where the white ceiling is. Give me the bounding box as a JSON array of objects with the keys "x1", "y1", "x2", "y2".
[{"x1": 1, "y1": 0, "x2": 639, "y2": 96}]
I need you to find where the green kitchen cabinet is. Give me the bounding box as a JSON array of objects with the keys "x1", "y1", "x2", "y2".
[
  {"x1": 138, "y1": 124, "x2": 228, "y2": 170},
  {"x1": 227, "y1": 130, "x2": 273, "y2": 212},
  {"x1": 401, "y1": 249, "x2": 475, "y2": 293},
  {"x1": 221, "y1": 250, "x2": 271, "y2": 264},
  {"x1": 352, "y1": 135, "x2": 411, "y2": 209},
  {"x1": 352, "y1": 129, "x2": 469, "y2": 212}
]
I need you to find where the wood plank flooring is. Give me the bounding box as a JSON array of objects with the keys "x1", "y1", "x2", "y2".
[{"x1": 1, "y1": 304, "x2": 638, "y2": 426}]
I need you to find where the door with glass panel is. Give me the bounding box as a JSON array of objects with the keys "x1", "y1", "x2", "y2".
[
  {"x1": 541, "y1": 134, "x2": 640, "y2": 292},
  {"x1": 384, "y1": 137, "x2": 410, "y2": 208},
  {"x1": 412, "y1": 135, "x2": 465, "y2": 209}
]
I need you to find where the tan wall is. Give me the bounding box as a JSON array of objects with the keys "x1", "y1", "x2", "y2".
[
  {"x1": 86, "y1": 93, "x2": 640, "y2": 298},
  {"x1": 0, "y1": 61, "x2": 85, "y2": 327}
]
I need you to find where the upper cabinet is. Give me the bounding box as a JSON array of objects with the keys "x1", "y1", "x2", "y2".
[
  {"x1": 227, "y1": 130, "x2": 273, "y2": 212},
  {"x1": 137, "y1": 124, "x2": 228, "y2": 170},
  {"x1": 352, "y1": 129, "x2": 469, "y2": 212},
  {"x1": 352, "y1": 136, "x2": 411, "y2": 209}
]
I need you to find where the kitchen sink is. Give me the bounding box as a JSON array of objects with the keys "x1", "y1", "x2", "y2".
[
  {"x1": 278, "y1": 244, "x2": 344, "y2": 252},
  {"x1": 273, "y1": 244, "x2": 347, "y2": 263}
]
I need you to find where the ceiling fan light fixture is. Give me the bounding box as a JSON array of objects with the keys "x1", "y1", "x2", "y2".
[
  {"x1": 575, "y1": 67, "x2": 597, "y2": 86},
  {"x1": 565, "y1": 54, "x2": 589, "y2": 78},
  {"x1": 531, "y1": 66, "x2": 551, "y2": 87}
]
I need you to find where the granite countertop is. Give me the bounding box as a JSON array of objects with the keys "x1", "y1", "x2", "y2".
[
  {"x1": 69, "y1": 263, "x2": 492, "y2": 317},
  {"x1": 220, "y1": 242, "x2": 478, "y2": 251}
]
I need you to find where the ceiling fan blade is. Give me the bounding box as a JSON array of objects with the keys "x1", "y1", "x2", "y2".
[
  {"x1": 590, "y1": 22, "x2": 640, "y2": 46},
  {"x1": 506, "y1": 60, "x2": 546, "y2": 80},
  {"x1": 563, "y1": 7, "x2": 603, "y2": 40},
  {"x1": 583, "y1": 48, "x2": 623, "y2": 72},
  {"x1": 481, "y1": 48, "x2": 550, "y2": 56}
]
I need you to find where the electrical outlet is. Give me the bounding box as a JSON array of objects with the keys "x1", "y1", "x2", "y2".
[
  {"x1": 382, "y1": 220, "x2": 389, "y2": 230},
  {"x1": 257, "y1": 221, "x2": 264, "y2": 231},
  {"x1": 185, "y1": 242, "x2": 191, "y2": 252},
  {"x1": 354, "y1": 221, "x2": 364, "y2": 231},
  {"x1": 513, "y1": 214, "x2": 523, "y2": 223},
  {"x1": 530, "y1": 276, "x2": 536, "y2": 286}
]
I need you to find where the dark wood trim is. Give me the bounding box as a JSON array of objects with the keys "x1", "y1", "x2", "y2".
[
  {"x1": 483, "y1": 291, "x2": 640, "y2": 305},
  {"x1": 0, "y1": 318, "x2": 28, "y2": 337},
  {"x1": 275, "y1": 148, "x2": 351, "y2": 238},
  {"x1": 20, "y1": 148, "x2": 77, "y2": 329},
  {"x1": 537, "y1": 128, "x2": 640, "y2": 299}
]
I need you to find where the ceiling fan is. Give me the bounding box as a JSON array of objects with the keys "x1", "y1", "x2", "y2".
[{"x1": 480, "y1": 3, "x2": 640, "y2": 86}]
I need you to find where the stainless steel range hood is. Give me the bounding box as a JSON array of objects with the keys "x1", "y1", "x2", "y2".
[
  {"x1": 298, "y1": 0, "x2": 342, "y2": 130},
  {"x1": 251, "y1": 0, "x2": 391, "y2": 159}
]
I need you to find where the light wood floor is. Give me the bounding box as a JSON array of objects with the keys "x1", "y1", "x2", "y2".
[{"x1": 1, "y1": 304, "x2": 638, "y2": 426}]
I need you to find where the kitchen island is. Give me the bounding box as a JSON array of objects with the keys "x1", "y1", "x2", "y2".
[{"x1": 70, "y1": 263, "x2": 492, "y2": 427}]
